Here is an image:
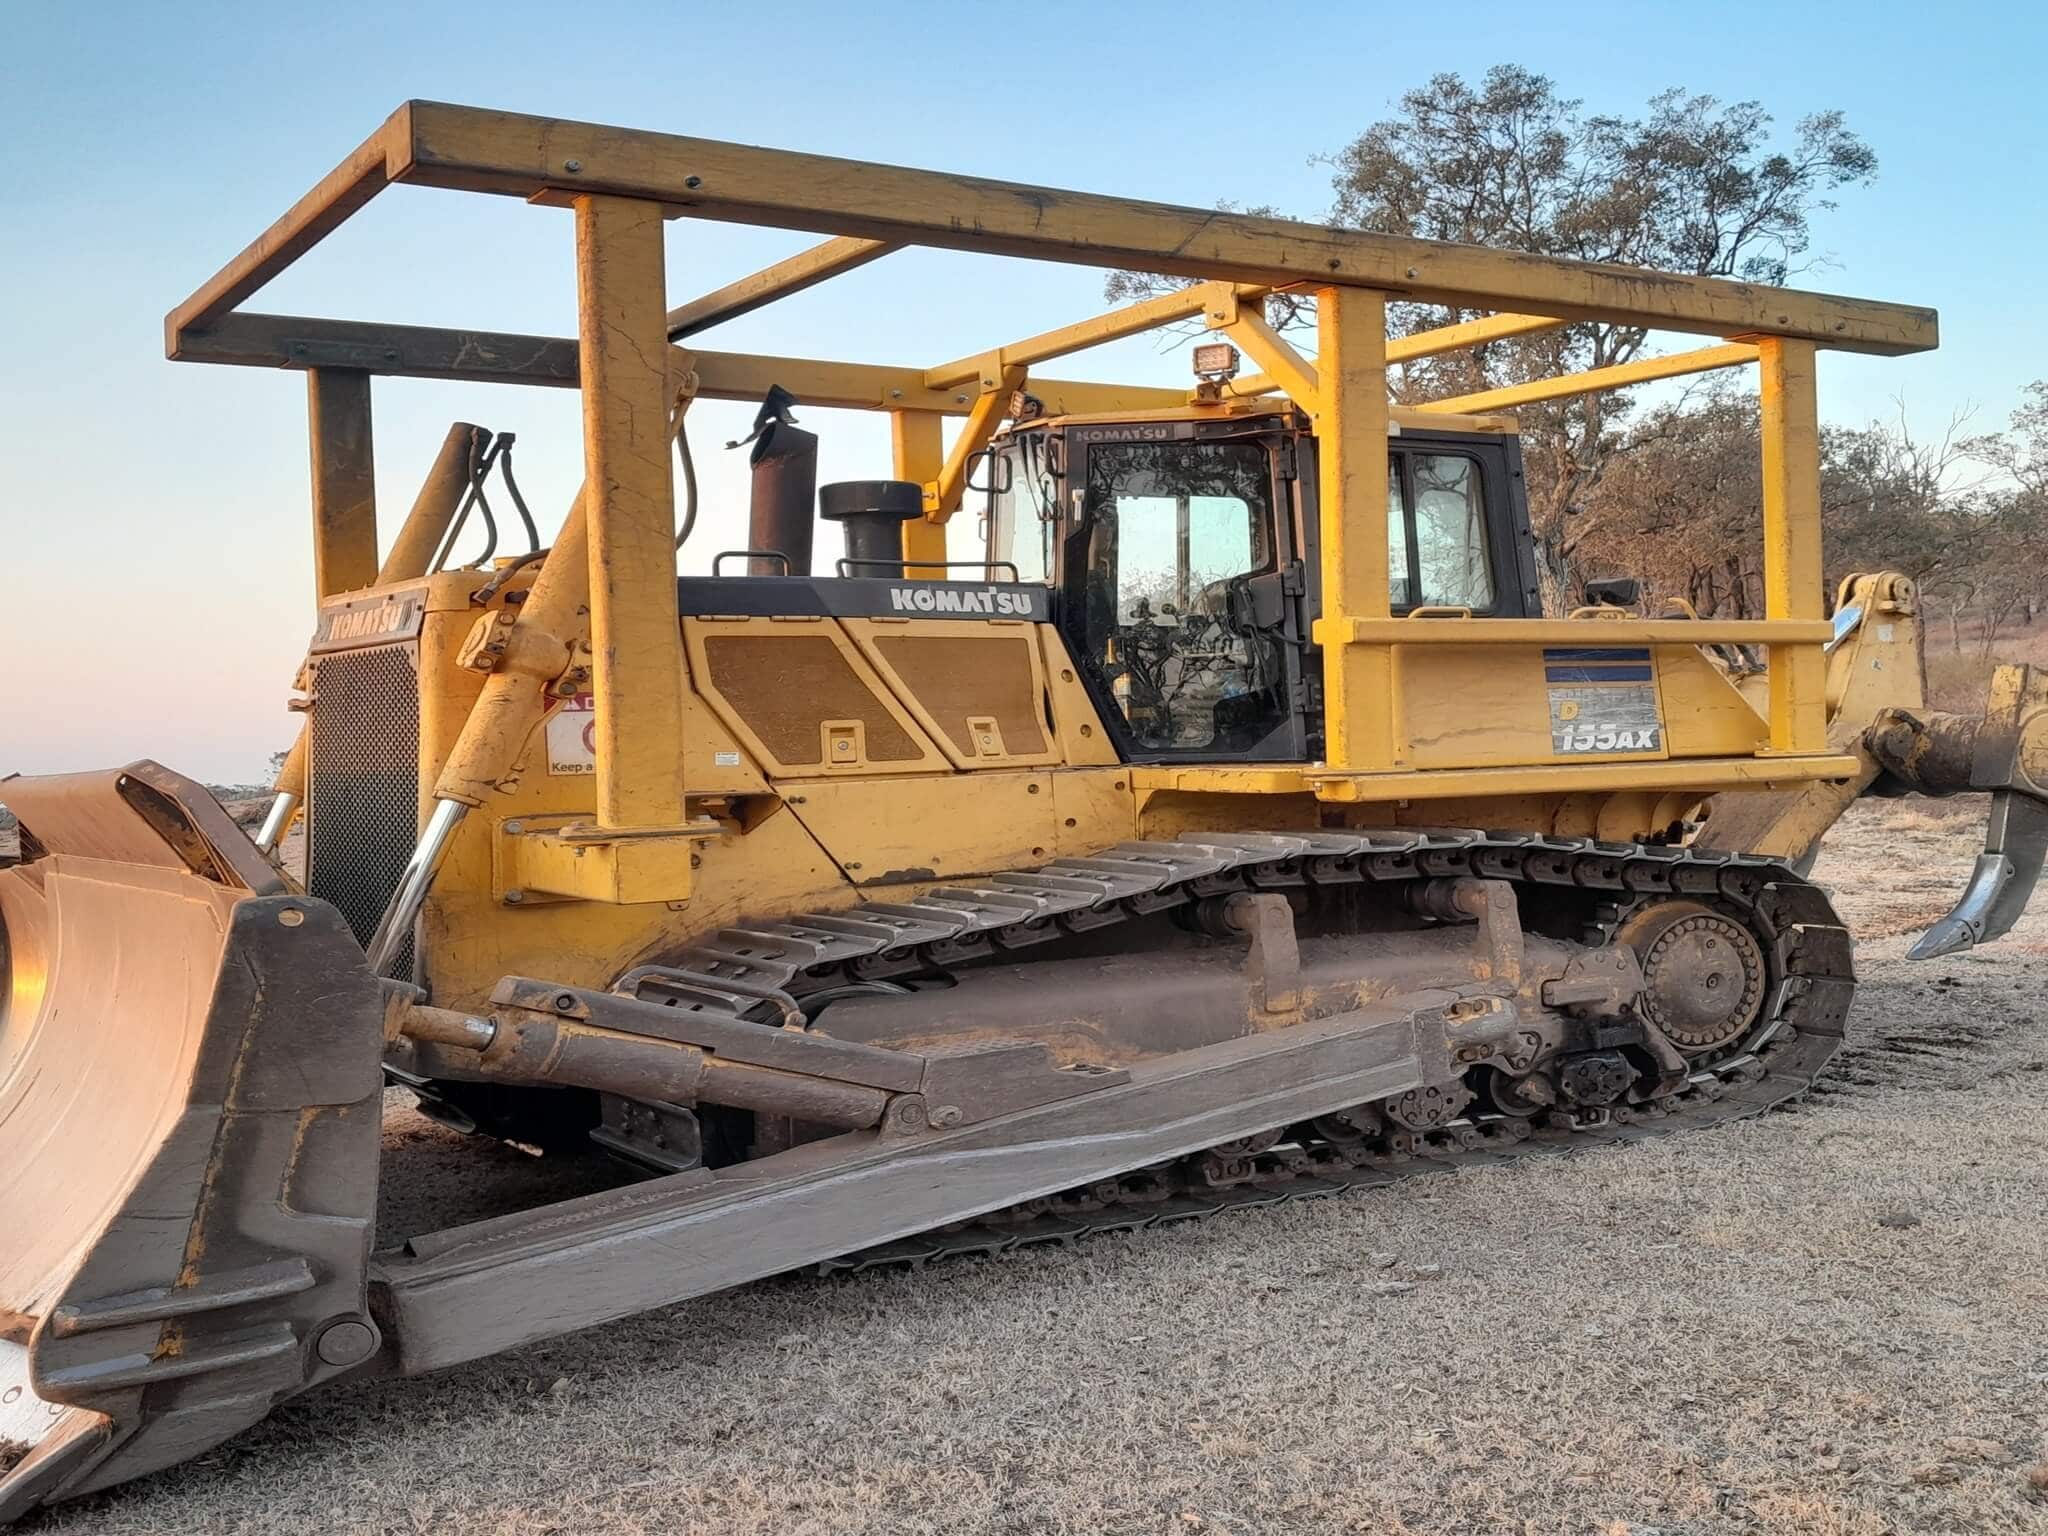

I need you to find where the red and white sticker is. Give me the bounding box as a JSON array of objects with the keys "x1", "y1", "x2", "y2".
[
  {"x1": 546, "y1": 693, "x2": 596, "y2": 776},
  {"x1": 547, "y1": 694, "x2": 744, "y2": 774}
]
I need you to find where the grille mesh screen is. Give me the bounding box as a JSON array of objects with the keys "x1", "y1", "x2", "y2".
[
  {"x1": 307, "y1": 644, "x2": 421, "y2": 975},
  {"x1": 873, "y1": 634, "x2": 1049, "y2": 756},
  {"x1": 702, "y1": 633, "x2": 922, "y2": 764}
]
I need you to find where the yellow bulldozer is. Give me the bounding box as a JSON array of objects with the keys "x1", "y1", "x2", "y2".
[{"x1": 3, "y1": 102, "x2": 2044, "y2": 1516}]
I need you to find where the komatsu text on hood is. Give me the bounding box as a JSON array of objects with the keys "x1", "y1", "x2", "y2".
[{"x1": 887, "y1": 584, "x2": 1043, "y2": 618}]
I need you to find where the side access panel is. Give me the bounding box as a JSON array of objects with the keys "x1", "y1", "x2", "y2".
[{"x1": 684, "y1": 617, "x2": 952, "y2": 777}]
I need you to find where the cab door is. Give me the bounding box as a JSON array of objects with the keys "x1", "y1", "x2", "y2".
[{"x1": 1056, "y1": 420, "x2": 1310, "y2": 762}]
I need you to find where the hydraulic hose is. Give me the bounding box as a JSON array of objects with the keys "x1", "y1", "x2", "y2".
[{"x1": 674, "y1": 402, "x2": 699, "y2": 549}]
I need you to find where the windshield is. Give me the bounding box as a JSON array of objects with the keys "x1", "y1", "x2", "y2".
[{"x1": 988, "y1": 435, "x2": 1056, "y2": 583}]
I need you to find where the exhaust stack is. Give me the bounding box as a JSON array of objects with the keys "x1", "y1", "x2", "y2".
[{"x1": 742, "y1": 387, "x2": 817, "y2": 576}]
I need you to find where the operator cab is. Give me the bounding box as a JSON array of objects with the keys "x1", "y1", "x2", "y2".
[{"x1": 981, "y1": 404, "x2": 1541, "y2": 764}]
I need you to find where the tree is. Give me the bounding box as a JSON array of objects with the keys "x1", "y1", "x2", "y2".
[
  {"x1": 1961, "y1": 385, "x2": 2048, "y2": 640},
  {"x1": 1107, "y1": 66, "x2": 1877, "y2": 601},
  {"x1": 1969, "y1": 380, "x2": 2048, "y2": 497},
  {"x1": 1572, "y1": 387, "x2": 1764, "y2": 615},
  {"x1": 1574, "y1": 391, "x2": 2007, "y2": 636},
  {"x1": 1821, "y1": 408, "x2": 1977, "y2": 589}
]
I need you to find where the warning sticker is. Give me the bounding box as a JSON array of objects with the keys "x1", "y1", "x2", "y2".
[
  {"x1": 546, "y1": 693, "x2": 596, "y2": 776},
  {"x1": 1544, "y1": 648, "x2": 1663, "y2": 756}
]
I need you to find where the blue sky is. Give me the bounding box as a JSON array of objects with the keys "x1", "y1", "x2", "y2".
[{"x1": 2, "y1": 0, "x2": 2038, "y2": 780}]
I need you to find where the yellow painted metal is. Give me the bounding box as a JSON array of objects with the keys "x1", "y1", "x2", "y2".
[
  {"x1": 1757, "y1": 336, "x2": 1828, "y2": 754},
  {"x1": 1331, "y1": 617, "x2": 1835, "y2": 646},
  {"x1": 1133, "y1": 754, "x2": 1862, "y2": 803},
  {"x1": 1593, "y1": 792, "x2": 1671, "y2": 843},
  {"x1": 1693, "y1": 572, "x2": 1923, "y2": 861},
  {"x1": 1401, "y1": 644, "x2": 1668, "y2": 771},
  {"x1": 1417, "y1": 343, "x2": 1760, "y2": 415},
  {"x1": 268, "y1": 728, "x2": 311, "y2": 816},
  {"x1": 574, "y1": 193, "x2": 688, "y2": 837},
  {"x1": 354, "y1": 553, "x2": 1864, "y2": 1019},
  {"x1": 666, "y1": 236, "x2": 896, "y2": 339},
  {"x1": 1821, "y1": 571, "x2": 1920, "y2": 719},
  {"x1": 1039, "y1": 626, "x2": 1122, "y2": 767},
  {"x1": 1028, "y1": 400, "x2": 1519, "y2": 437},
  {"x1": 840, "y1": 617, "x2": 1063, "y2": 769},
  {"x1": 1134, "y1": 766, "x2": 1312, "y2": 796},
  {"x1": 1020, "y1": 403, "x2": 1269, "y2": 429},
  {"x1": 1753, "y1": 342, "x2": 1835, "y2": 765},
  {"x1": 1223, "y1": 302, "x2": 1321, "y2": 414},
  {"x1": 1310, "y1": 285, "x2": 1397, "y2": 771},
  {"x1": 1385, "y1": 311, "x2": 1573, "y2": 361},
  {"x1": 1309, "y1": 754, "x2": 1859, "y2": 799},
  {"x1": 305, "y1": 368, "x2": 378, "y2": 596},
  {"x1": 1053, "y1": 767, "x2": 1138, "y2": 849},
  {"x1": 439, "y1": 800, "x2": 853, "y2": 1014},
  {"x1": 1652, "y1": 648, "x2": 1775, "y2": 752},
  {"x1": 405, "y1": 637, "x2": 1136, "y2": 1010},
  {"x1": 1225, "y1": 310, "x2": 1572, "y2": 397},
  {"x1": 396, "y1": 574, "x2": 823, "y2": 1006},
  {"x1": 1011, "y1": 377, "x2": 1206, "y2": 419},
  {"x1": 926, "y1": 280, "x2": 1258, "y2": 388},
  {"x1": 164, "y1": 99, "x2": 1948, "y2": 989},
  {"x1": 1395, "y1": 640, "x2": 1780, "y2": 772},
  {"x1": 1992, "y1": 664, "x2": 2048, "y2": 792},
  {"x1": 378, "y1": 102, "x2": 1935, "y2": 353},
  {"x1": 686, "y1": 348, "x2": 1159, "y2": 418},
  {"x1": 433, "y1": 490, "x2": 587, "y2": 805},
  {"x1": 926, "y1": 366, "x2": 1024, "y2": 519},
  {"x1": 785, "y1": 771, "x2": 1065, "y2": 884},
  {"x1": 679, "y1": 617, "x2": 952, "y2": 777},
  {"x1": 508, "y1": 827, "x2": 708, "y2": 904},
  {"x1": 380, "y1": 422, "x2": 483, "y2": 582},
  {"x1": 890, "y1": 410, "x2": 948, "y2": 575},
  {"x1": 165, "y1": 108, "x2": 400, "y2": 338},
  {"x1": 159, "y1": 104, "x2": 1940, "y2": 362},
  {"x1": 176, "y1": 311, "x2": 1208, "y2": 419}
]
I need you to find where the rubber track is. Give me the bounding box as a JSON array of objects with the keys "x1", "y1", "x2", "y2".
[{"x1": 618, "y1": 828, "x2": 1856, "y2": 1276}]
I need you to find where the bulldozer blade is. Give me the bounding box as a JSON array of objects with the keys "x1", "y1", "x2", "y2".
[
  {"x1": 1907, "y1": 789, "x2": 2048, "y2": 959},
  {"x1": 0, "y1": 764, "x2": 384, "y2": 1520}
]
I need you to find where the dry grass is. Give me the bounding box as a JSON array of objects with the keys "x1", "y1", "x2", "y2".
[
  {"x1": 34, "y1": 798, "x2": 2048, "y2": 1536},
  {"x1": 1922, "y1": 617, "x2": 2048, "y2": 713}
]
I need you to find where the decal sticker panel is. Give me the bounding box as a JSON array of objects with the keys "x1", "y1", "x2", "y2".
[
  {"x1": 1544, "y1": 648, "x2": 1664, "y2": 755},
  {"x1": 546, "y1": 692, "x2": 596, "y2": 775}
]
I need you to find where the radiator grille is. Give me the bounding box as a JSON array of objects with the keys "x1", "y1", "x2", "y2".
[{"x1": 307, "y1": 643, "x2": 421, "y2": 976}]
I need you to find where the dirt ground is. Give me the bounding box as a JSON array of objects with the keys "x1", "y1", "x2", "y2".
[{"x1": 35, "y1": 796, "x2": 2048, "y2": 1536}]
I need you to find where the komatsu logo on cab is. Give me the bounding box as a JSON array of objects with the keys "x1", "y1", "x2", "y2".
[
  {"x1": 888, "y1": 584, "x2": 1033, "y2": 616},
  {"x1": 1075, "y1": 424, "x2": 1173, "y2": 443}
]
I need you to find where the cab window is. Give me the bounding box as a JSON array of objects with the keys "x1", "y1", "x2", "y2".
[
  {"x1": 987, "y1": 438, "x2": 1054, "y2": 583},
  {"x1": 1391, "y1": 451, "x2": 1494, "y2": 610}
]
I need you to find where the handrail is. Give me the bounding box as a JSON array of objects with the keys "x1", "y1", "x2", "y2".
[
  {"x1": 1328, "y1": 617, "x2": 1835, "y2": 646},
  {"x1": 710, "y1": 549, "x2": 793, "y2": 576}
]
